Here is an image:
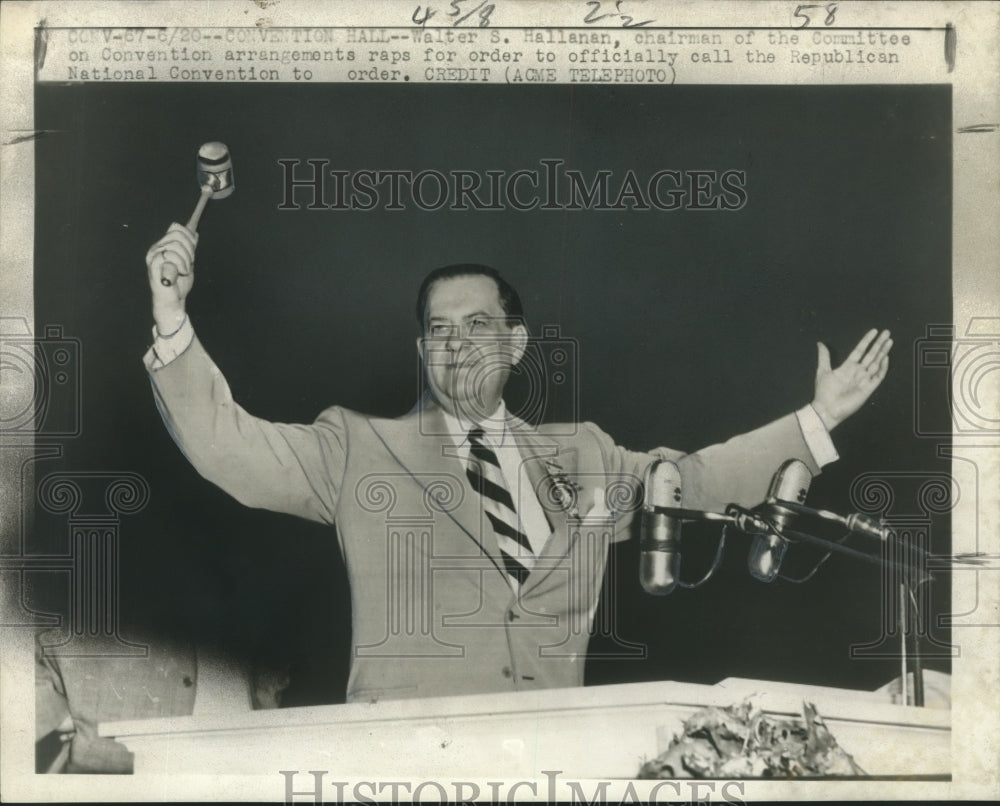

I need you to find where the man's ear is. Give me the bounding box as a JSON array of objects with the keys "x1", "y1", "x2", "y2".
[{"x1": 509, "y1": 323, "x2": 529, "y2": 366}]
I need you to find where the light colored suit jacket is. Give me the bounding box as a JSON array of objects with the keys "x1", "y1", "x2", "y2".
[
  {"x1": 149, "y1": 337, "x2": 820, "y2": 703},
  {"x1": 35, "y1": 627, "x2": 288, "y2": 773}
]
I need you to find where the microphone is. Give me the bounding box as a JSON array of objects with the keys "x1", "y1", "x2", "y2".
[
  {"x1": 747, "y1": 459, "x2": 813, "y2": 582},
  {"x1": 640, "y1": 460, "x2": 683, "y2": 595}
]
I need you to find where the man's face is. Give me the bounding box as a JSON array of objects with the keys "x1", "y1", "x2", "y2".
[{"x1": 418, "y1": 274, "x2": 527, "y2": 421}]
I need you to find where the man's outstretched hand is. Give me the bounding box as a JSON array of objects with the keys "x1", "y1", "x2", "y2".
[{"x1": 811, "y1": 328, "x2": 893, "y2": 431}]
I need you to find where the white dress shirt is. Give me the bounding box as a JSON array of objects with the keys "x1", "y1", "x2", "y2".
[{"x1": 441, "y1": 403, "x2": 553, "y2": 555}]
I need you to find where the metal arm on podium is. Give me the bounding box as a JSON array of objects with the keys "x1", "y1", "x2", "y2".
[{"x1": 647, "y1": 499, "x2": 936, "y2": 707}]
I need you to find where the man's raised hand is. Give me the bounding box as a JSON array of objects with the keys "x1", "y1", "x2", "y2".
[
  {"x1": 146, "y1": 223, "x2": 197, "y2": 335},
  {"x1": 811, "y1": 328, "x2": 893, "y2": 431}
]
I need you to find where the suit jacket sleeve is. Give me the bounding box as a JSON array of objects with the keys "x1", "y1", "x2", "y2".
[
  {"x1": 583, "y1": 413, "x2": 821, "y2": 515},
  {"x1": 35, "y1": 640, "x2": 70, "y2": 742},
  {"x1": 147, "y1": 336, "x2": 347, "y2": 524}
]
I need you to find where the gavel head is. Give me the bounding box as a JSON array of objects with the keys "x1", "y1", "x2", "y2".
[{"x1": 196, "y1": 142, "x2": 235, "y2": 199}]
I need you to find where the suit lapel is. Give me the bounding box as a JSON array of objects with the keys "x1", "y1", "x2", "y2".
[
  {"x1": 368, "y1": 402, "x2": 590, "y2": 593},
  {"x1": 366, "y1": 399, "x2": 504, "y2": 574},
  {"x1": 508, "y1": 420, "x2": 586, "y2": 593}
]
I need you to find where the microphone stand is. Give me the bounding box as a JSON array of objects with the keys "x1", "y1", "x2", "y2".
[
  {"x1": 650, "y1": 502, "x2": 933, "y2": 706},
  {"x1": 768, "y1": 505, "x2": 929, "y2": 708},
  {"x1": 900, "y1": 536, "x2": 926, "y2": 707},
  {"x1": 772, "y1": 504, "x2": 929, "y2": 708},
  {"x1": 754, "y1": 497, "x2": 931, "y2": 705},
  {"x1": 775, "y1": 501, "x2": 930, "y2": 707},
  {"x1": 649, "y1": 505, "x2": 932, "y2": 583},
  {"x1": 910, "y1": 603, "x2": 925, "y2": 706}
]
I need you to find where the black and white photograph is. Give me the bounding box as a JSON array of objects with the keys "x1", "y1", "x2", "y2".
[{"x1": 1, "y1": 1, "x2": 998, "y2": 802}]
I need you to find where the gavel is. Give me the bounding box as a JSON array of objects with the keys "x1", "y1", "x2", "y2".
[{"x1": 160, "y1": 142, "x2": 235, "y2": 287}]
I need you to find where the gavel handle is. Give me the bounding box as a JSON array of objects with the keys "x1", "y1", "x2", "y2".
[
  {"x1": 161, "y1": 185, "x2": 213, "y2": 287},
  {"x1": 186, "y1": 184, "x2": 213, "y2": 230}
]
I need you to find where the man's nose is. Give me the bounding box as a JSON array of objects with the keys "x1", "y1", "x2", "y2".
[{"x1": 444, "y1": 326, "x2": 468, "y2": 352}]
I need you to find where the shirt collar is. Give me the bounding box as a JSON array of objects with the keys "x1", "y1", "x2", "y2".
[{"x1": 442, "y1": 401, "x2": 510, "y2": 449}]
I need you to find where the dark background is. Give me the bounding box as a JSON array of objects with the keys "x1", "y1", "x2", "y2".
[{"x1": 31, "y1": 82, "x2": 952, "y2": 706}]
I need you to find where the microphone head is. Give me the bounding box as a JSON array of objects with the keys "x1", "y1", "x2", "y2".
[
  {"x1": 766, "y1": 458, "x2": 812, "y2": 533},
  {"x1": 640, "y1": 460, "x2": 683, "y2": 595},
  {"x1": 767, "y1": 458, "x2": 812, "y2": 506},
  {"x1": 643, "y1": 459, "x2": 682, "y2": 511},
  {"x1": 197, "y1": 141, "x2": 235, "y2": 199},
  {"x1": 749, "y1": 459, "x2": 813, "y2": 583},
  {"x1": 748, "y1": 533, "x2": 789, "y2": 582},
  {"x1": 639, "y1": 551, "x2": 680, "y2": 596}
]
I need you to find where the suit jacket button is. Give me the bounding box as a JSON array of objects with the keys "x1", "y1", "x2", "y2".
[
  {"x1": 507, "y1": 610, "x2": 519, "y2": 622},
  {"x1": 182, "y1": 676, "x2": 194, "y2": 687},
  {"x1": 501, "y1": 666, "x2": 512, "y2": 678}
]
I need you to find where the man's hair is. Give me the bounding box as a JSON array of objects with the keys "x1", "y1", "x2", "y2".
[{"x1": 415, "y1": 263, "x2": 524, "y2": 328}]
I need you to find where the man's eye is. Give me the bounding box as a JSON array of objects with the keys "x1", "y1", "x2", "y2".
[
  {"x1": 469, "y1": 319, "x2": 488, "y2": 332},
  {"x1": 429, "y1": 325, "x2": 450, "y2": 337}
]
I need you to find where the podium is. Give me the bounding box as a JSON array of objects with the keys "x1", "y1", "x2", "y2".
[{"x1": 100, "y1": 678, "x2": 949, "y2": 778}]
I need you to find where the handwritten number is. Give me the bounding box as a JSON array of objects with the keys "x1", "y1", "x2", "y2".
[
  {"x1": 621, "y1": 13, "x2": 654, "y2": 28},
  {"x1": 584, "y1": 0, "x2": 654, "y2": 28},
  {"x1": 584, "y1": 1, "x2": 609, "y2": 24},
  {"x1": 412, "y1": 5, "x2": 435, "y2": 25},
  {"x1": 416, "y1": 0, "x2": 492, "y2": 27},
  {"x1": 453, "y1": 0, "x2": 494, "y2": 27},
  {"x1": 793, "y1": 2, "x2": 838, "y2": 28}
]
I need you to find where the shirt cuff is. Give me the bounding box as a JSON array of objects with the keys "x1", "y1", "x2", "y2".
[
  {"x1": 795, "y1": 404, "x2": 839, "y2": 468},
  {"x1": 143, "y1": 315, "x2": 194, "y2": 371}
]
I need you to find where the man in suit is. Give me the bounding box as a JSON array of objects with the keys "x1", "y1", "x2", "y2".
[
  {"x1": 35, "y1": 625, "x2": 289, "y2": 773},
  {"x1": 144, "y1": 223, "x2": 892, "y2": 704}
]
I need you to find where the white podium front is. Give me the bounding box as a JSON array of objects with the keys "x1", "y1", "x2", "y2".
[{"x1": 100, "y1": 678, "x2": 949, "y2": 779}]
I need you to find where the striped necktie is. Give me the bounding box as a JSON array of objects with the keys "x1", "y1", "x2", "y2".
[{"x1": 465, "y1": 427, "x2": 534, "y2": 588}]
